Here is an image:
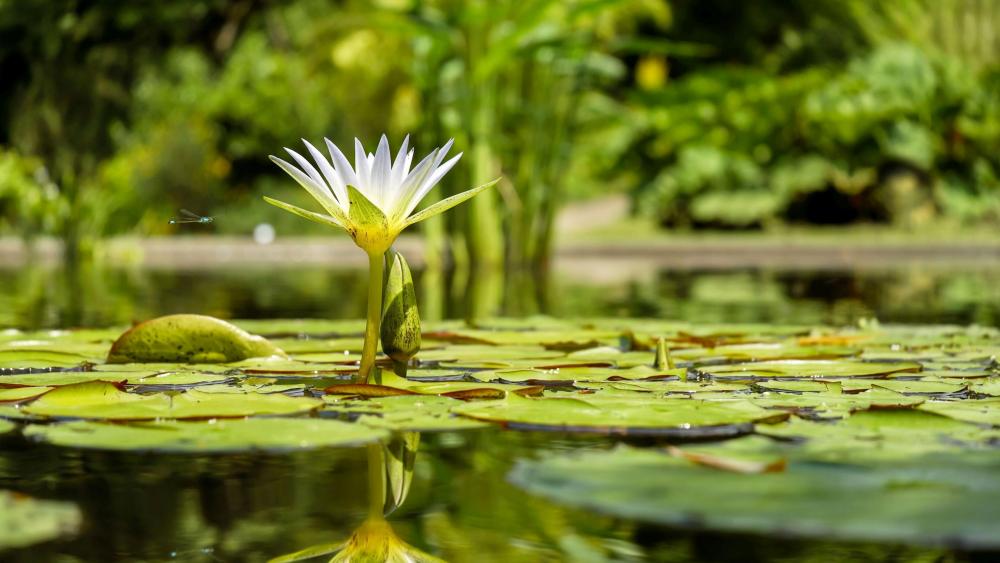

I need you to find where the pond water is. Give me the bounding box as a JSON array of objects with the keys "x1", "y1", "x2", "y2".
[
  {"x1": 1, "y1": 259, "x2": 999, "y2": 562},
  {"x1": 1, "y1": 260, "x2": 998, "y2": 329}
]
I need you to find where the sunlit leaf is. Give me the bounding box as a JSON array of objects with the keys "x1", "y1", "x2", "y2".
[{"x1": 25, "y1": 418, "x2": 387, "y2": 452}]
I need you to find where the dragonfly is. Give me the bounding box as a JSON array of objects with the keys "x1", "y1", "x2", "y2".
[{"x1": 169, "y1": 209, "x2": 214, "y2": 225}]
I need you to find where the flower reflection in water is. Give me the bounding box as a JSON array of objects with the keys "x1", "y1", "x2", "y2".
[{"x1": 269, "y1": 433, "x2": 441, "y2": 563}]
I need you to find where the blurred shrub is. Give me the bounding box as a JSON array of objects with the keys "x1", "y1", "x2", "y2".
[
  {"x1": 0, "y1": 149, "x2": 62, "y2": 240},
  {"x1": 619, "y1": 43, "x2": 1000, "y2": 228}
]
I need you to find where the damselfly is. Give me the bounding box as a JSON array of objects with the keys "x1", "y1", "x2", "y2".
[{"x1": 169, "y1": 209, "x2": 214, "y2": 225}]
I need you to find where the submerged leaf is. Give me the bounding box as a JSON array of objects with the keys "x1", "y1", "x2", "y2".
[{"x1": 0, "y1": 491, "x2": 81, "y2": 550}]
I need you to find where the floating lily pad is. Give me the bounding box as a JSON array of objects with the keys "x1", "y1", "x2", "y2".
[
  {"x1": 0, "y1": 419, "x2": 14, "y2": 434},
  {"x1": 756, "y1": 409, "x2": 999, "y2": 460},
  {"x1": 106, "y1": 314, "x2": 287, "y2": 363},
  {"x1": 325, "y1": 371, "x2": 541, "y2": 400},
  {"x1": 510, "y1": 444, "x2": 1000, "y2": 548},
  {"x1": 21, "y1": 381, "x2": 322, "y2": 420},
  {"x1": 452, "y1": 393, "x2": 786, "y2": 436},
  {"x1": 25, "y1": 417, "x2": 387, "y2": 452},
  {"x1": 706, "y1": 360, "x2": 922, "y2": 378},
  {"x1": 0, "y1": 387, "x2": 52, "y2": 404},
  {"x1": 750, "y1": 388, "x2": 925, "y2": 417},
  {"x1": 126, "y1": 372, "x2": 232, "y2": 386},
  {"x1": 920, "y1": 399, "x2": 1000, "y2": 426},
  {"x1": 0, "y1": 490, "x2": 81, "y2": 550},
  {"x1": 325, "y1": 395, "x2": 490, "y2": 432}
]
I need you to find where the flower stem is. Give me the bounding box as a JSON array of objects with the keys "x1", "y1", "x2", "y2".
[{"x1": 358, "y1": 251, "x2": 385, "y2": 383}]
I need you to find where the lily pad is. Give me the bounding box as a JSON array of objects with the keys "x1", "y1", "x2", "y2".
[
  {"x1": 706, "y1": 360, "x2": 922, "y2": 378},
  {"x1": 21, "y1": 381, "x2": 322, "y2": 420},
  {"x1": 25, "y1": 418, "x2": 387, "y2": 452},
  {"x1": 0, "y1": 387, "x2": 52, "y2": 404},
  {"x1": 328, "y1": 395, "x2": 491, "y2": 432},
  {"x1": 452, "y1": 393, "x2": 786, "y2": 436},
  {"x1": 106, "y1": 314, "x2": 287, "y2": 363},
  {"x1": 510, "y1": 444, "x2": 1000, "y2": 548}
]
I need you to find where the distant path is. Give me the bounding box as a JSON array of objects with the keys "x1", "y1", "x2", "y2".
[{"x1": 1, "y1": 235, "x2": 997, "y2": 272}]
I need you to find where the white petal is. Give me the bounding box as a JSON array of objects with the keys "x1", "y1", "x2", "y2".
[
  {"x1": 405, "y1": 152, "x2": 463, "y2": 217},
  {"x1": 354, "y1": 138, "x2": 371, "y2": 191},
  {"x1": 429, "y1": 139, "x2": 455, "y2": 172},
  {"x1": 302, "y1": 139, "x2": 346, "y2": 209},
  {"x1": 324, "y1": 137, "x2": 360, "y2": 204},
  {"x1": 390, "y1": 134, "x2": 411, "y2": 188},
  {"x1": 370, "y1": 134, "x2": 392, "y2": 209},
  {"x1": 391, "y1": 150, "x2": 439, "y2": 218},
  {"x1": 269, "y1": 155, "x2": 342, "y2": 218},
  {"x1": 284, "y1": 147, "x2": 328, "y2": 193}
]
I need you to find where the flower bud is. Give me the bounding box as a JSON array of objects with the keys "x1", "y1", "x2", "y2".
[{"x1": 381, "y1": 249, "x2": 421, "y2": 375}]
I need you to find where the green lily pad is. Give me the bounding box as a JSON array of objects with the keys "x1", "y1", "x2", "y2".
[
  {"x1": 106, "y1": 314, "x2": 287, "y2": 363},
  {"x1": 706, "y1": 360, "x2": 922, "y2": 378},
  {"x1": 419, "y1": 345, "x2": 565, "y2": 364},
  {"x1": 325, "y1": 371, "x2": 541, "y2": 400},
  {"x1": 0, "y1": 419, "x2": 14, "y2": 434},
  {"x1": 919, "y1": 399, "x2": 1000, "y2": 426},
  {"x1": 510, "y1": 443, "x2": 1000, "y2": 548},
  {"x1": 24, "y1": 418, "x2": 387, "y2": 452},
  {"x1": 0, "y1": 372, "x2": 136, "y2": 387},
  {"x1": 750, "y1": 388, "x2": 925, "y2": 417},
  {"x1": 0, "y1": 491, "x2": 81, "y2": 550},
  {"x1": 329, "y1": 395, "x2": 490, "y2": 432},
  {"x1": 0, "y1": 387, "x2": 52, "y2": 404},
  {"x1": 452, "y1": 393, "x2": 786, "y2": 436},
  {"x1": 21, "y1": 381, "x2": 322, "y2": 420},
  {"x1": 126, "y1": 372, "x2": 232, "y2": 386},
  {"x1": 757, "y1": 409, "x2": 998, "y2": 460}
]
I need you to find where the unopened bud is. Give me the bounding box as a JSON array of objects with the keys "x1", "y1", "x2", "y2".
[{"x1": 381, "y1": 249, "x2": 421, "y2": 376}]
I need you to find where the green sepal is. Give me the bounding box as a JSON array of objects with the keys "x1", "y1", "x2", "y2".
[
  {"x1": 347, "y1": 185, "x2": 396, "y2": 253},
  {"x1": 404, "y1": 177, "x2": 501, "y2": 227},
  {"x1": 267, "y1": 541, "x2": 346, "y2": 563},
  {"x1": 263, "y1": 196, "x2": 344, "y2": 230}
]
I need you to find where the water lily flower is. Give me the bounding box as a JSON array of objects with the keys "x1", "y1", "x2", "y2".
[
  {"x1": 266, "y1": 135, "x2": 497, "y2": 256},
  {"x1": 266, "y1": 135, "x2": 498, "y2": 381}
]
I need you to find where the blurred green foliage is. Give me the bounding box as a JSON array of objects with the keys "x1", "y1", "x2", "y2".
[
  {"x1": 0, "y1": 0, "x2": 997, "y2": 259},
  {"x1": 612, "y1": 0, "x2": 1000, "y2": 228}
]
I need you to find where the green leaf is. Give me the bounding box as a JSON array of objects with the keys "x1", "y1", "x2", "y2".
[
  {"x1": 404, "y1": 178, "x2": 500, "y2": 227},
  {"x1": 21, "y1": 381, "x2": 322, "y2": 420},
  {"x1": 706, "y1": 360, "x2": 922, "y2": 378},
  {"x1": 510, "y1": 444, "x2": 1000, "y2": 548},
  {"x1": 452, "y1": 393, "x2": 785, "y2": 436},
  {"x1": 107, "y1": 314, "x2": 286, "y2": 363},
  {"x1": 263, "y1": 196, "x2": 345, "y2": 230},
  {"x1": 325, "y1": 395, "x2": 490, "y2": 432},
  {"x1": 0, "y1": 387, "x2": 53, "y2": 404},
  {"x1": 25, "y1": 418, "x2": 387, "y2": 452}
]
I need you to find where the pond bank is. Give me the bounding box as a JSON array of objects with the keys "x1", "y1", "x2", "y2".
[{"x1": 2, "y1": 235, "x2": 998, "y2": 272}]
